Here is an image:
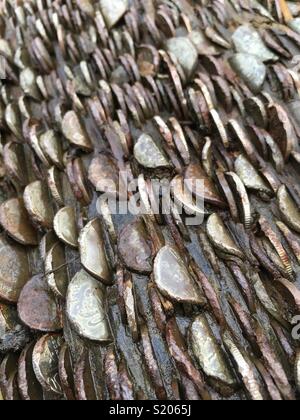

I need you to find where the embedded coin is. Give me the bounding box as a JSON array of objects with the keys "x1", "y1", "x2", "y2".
[
  {"x1": 54, "y1": 207, "x2": 78, "y2": 249},
  {"x1": 0, "y1": 198, "x2": 38, "y2": 246},
  {"x1": 0, "y1": 234, "x2": 30, "y2": 303},
  {"x1": 79, "y1": 219, "x2": 112, "y2": 285},
  {"x1": 66, "y1": 269, "x2": 111, "y2": 342},
  {"x1": 32, "y1": 334, "x2": 64, "y2": 395},
  {"x1": 24, "y1": 181, "x2": 54, "y2": 229},
  {"x1": 154, "y1": 246, "x2": 203, "y2": 304},
  {"x1": 18, "y1": 275, "x2": 62, "y2": 332}
]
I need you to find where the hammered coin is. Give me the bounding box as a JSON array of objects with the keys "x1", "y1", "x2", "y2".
[
  {"x1": 18, "y1": 342, "x2": 44, "y2": 401},
  {"x1": 154, "y1": 245, "x2": 203, "y2": 305},
  {"x1": 66, "y1": 269, "x2": 111, "y2": 343},
  {"x1": 62, "y1": 110, "x2": 93, "y2": 152},
  {"x1": 45, "y1": 243, "x2": 69, "y2": 299},
  {"x1": 78, "y1": 219, "x2": 112, "y2": 285},
  {"x1": 54, "y1": 207, "x2": 78, "y2": 249},
  {"x1": 32, "y1": 334, "x2": 64, "y2": 395},
  {"x1": 18, "y1": 274, "x2": 62, "y2": 332},
  {"x1": 0, "y1": 198, "x2": 38, "y2": 246},
  {"x1": 24, "y1": 181, "x2": 54, "y2": 229},
  {"x1": 118, "y1": 220, "x2": 154, "y2": 274},
  {"x1": 0, "y1": 234, "x2": 30, "y2": 303},
  {"x1": 134, "y1": 133, "x2": 171, "y2": 169}
]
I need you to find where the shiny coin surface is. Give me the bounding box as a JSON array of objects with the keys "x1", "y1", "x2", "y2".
[
  {"x1": 32, "y1": 334, "x2": 64, "y2": 395},
  {"x1": 66, "y1": 269, "x2": 111, "y2": 343},
  {"x1": 79, "y1": 219, "x2": 112, "y2": 285},
  {"x1": 154, "y1": 246, "x2": 203, "y2": 305},
  {"x1": 54, "y1": 207, "x2": 78, "y2": 248}
]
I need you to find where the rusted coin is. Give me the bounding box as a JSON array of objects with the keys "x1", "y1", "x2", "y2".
[
  {"x1": 54, "y1": 207, "x2": 78, "y2": 249},
  {"x1": 66, "y1": 269, "x2": 111, "y2": 343},
  {"x1": 79, "y1": 218, "x2": 112, "y2": 285},
  {"x1": 32, "y1": 334, "x2": 64, "y2": 396},
  {"x1": 0, "y1": 234, "x2": 30, "y2": 303},
  {"x1": 18, "y1": 342, "x2": 44, "y2": 401},
  {"x1": 24, "y1": 181, "x2": 54, "y2": 229},
  {"x1": 0, "y1": 198, "x2": 38, "y2": 246},
  {"x1": 18, "y1": 274, "x2": 62, "y2": 332}
]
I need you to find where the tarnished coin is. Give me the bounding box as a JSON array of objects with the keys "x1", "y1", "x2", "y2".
[
  {"x1": 232, "y1": 25, "x2": 278, "y2": 63},
  {"x1": 18, "y1": 342, "x2": 44, "y2": 401},
  {"x1": 47, "y1": 166, "x2": 65, "y2": 207},
  {"x1": 18, "y1": 275, "x2": 62, "y2": 332},
  {"x1": 0, "y1": 353, "x2": 18, "y2": 400},
  {"x1": 134, "y1": 133, "x2": 171, "y2": 169},
  {"x1": 277, "y1": 185, "x2": 300, "y2": 233},
  {"x1": 66, "y1": 269, "x2": 111, "y2": 343},
  {"x1": 229, "y1": 53, "x2": 266, "y2": 93},
  {"x1": 59, "y1": 343, "x2": 76, "y2": 400},
  {"x1": 0, "y1": 303, "x2": 30, "y2": 353},
  {"x1": 190, "y1": 315, "x2": 237, "y2": 396},
  {"x1": 154, "y1": 246, "x2": 204, "y2": 305},
  {"x1": 62, "y1": 110, "x2": 93, "y2": 152},
  {"x1": 165, "y1": 37, "x2": 198, "y2": 78},
  {"x1": 207, "y1": 213, "x2": 244, "y2": 259},
  {"x1": 39, "y1": 231, "x2": 57, "y2": 261},
  {"x1": 100, "y1": 0, "x2": 128, "y2": 29},
  {"x1": 0, "y1": 234, "x2": 30, "y2": 303},
  {"x1": 32, "y1": 334, "x2": 64, "y2": 395},
  {"x1": 5, "y1": 371, "x2": 21, "y2": 400},
  {"x1": 45, "y1": 243, "x2": 69, "y2": 299},
  {"x1": 40, "y1": 130, "x2": 64, "y2": 170},
  {"x1": 24, "y1": 181, "x2": 54, "y2": 229},
  {"x1": 185, "y1": 163, "x2": 226, "y2": 208},
  {"x1": 3, "y1": 142, "x2": 28, "y2": 186},
  {"x1": 118, "y1": 220, "x2": 154, "y2": 274},
  {"x1": 79, "y1": 219, "x2": 112, "y2": 285},
  {"x1": 74, "y1": 350, "x2": 97, "y2": 400},
  {"x1": 0, "y1": 198, "x2": 38, "y2": 246},
  {"x1": 54, "y1": 207, "x2": 78, "y2": 249},
  {"x1": 88, "y1": 154, "x2": 123, "y2": 198}
]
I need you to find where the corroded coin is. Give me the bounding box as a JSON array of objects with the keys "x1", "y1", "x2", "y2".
[
  {"x1": 18, "y1": 275, "x2": 62, "y2": 332},
  {"x1": 78, "y1": 219, "x2": 112, "y2": 285},
  {"x1": 0, "y1": 198, "x2": 38, "y2": 246},
  {"x1": 0, "y1": 234, "x2": 30, "y2": 303},
  {"x1": 0, "y1": 353, "x2": 18, "y2": 400},
  {"x1": 66, "y1": 269, "x2": 111, "y2": 343},
  {"x1": 32, "y1": 334, "x2": 64, "y2": 395}
]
